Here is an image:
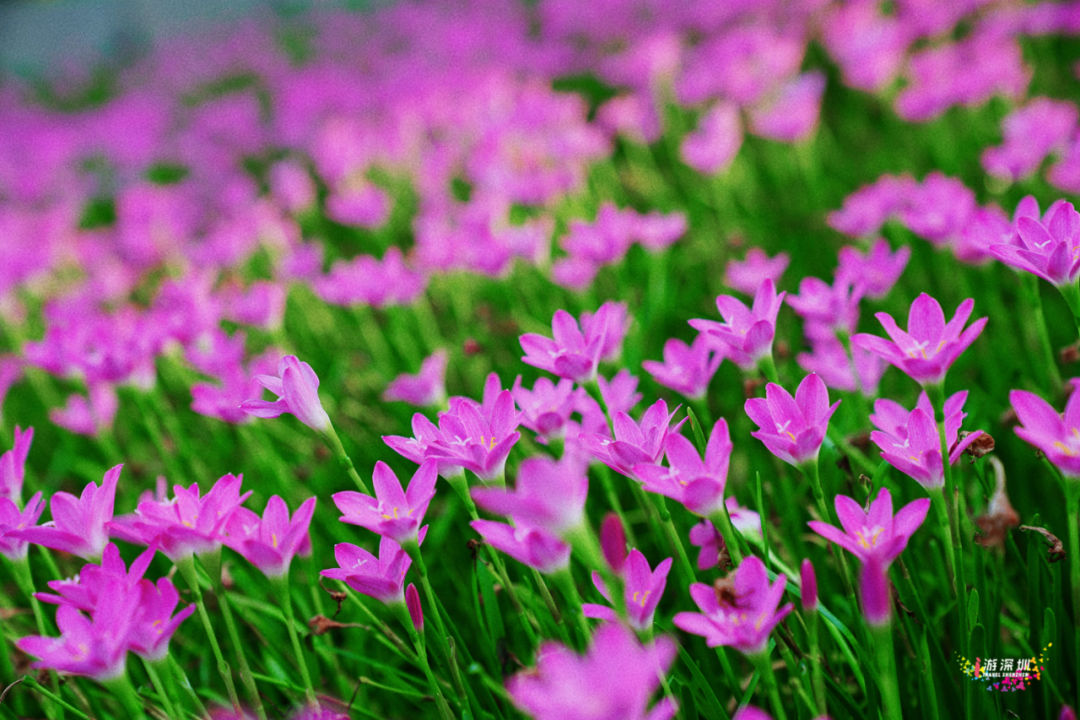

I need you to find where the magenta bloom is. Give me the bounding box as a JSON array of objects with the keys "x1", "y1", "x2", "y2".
[
  {"x1": 583, "y1": 548, "x2": 672, "y2": 631},
  {"x1": 990, "y1": 197, "x2": 1080, "y2": 287},
  {"x1": 333, "y1": 461, "x2": 437, "y2": 544},
  {"x1": 870, "y1": 391, "x2": 984, "y2": 489},
  {"x1": 851, "y1": 293, "x2": 987, "y2": 386},
  {"x1": 787, "y1": 277, "x2": 862, "y2": 336},
  {"x1": 635, "y1": 419, "x2": 732, "y2": 516},
  {"x1": 836, "y1": 239, "x2": 910, "y2": 300},
  {"x1": 744, "y1": 374, "x2": 839, "y2": 467},
  {"x1": 582, "y1": 301, "x2": 629, "y2": 363},
  {"x1": 17, "y1": 602, "x2": 133, "y2": 681},
  {"x1": 674, "y1": 556, "x2": 793, "y2": 655},
  {"x1": 425, "y1": 388, "x2": 521, "y2": 481},
  {"x1": 1010, "y1": 383, "x2": 1080, "y2": 477},
  {"x1": 241, "y1": 355, "x2": 331, "y2": 432},
  {"x1": 472, "y1": 457, "x2": 587, "y2": 537},
  {"x1": 688, "y1": 503, "x2": 763, "y2": 571},
  {"x1": 597, "y1": 369, "x2": 642, "y2": 416},
  {"x1": 321, "y1": 529, "x2": 425, "y2": 605},
  {"x1": 0, "y1": 425, "x2": 32, "y2": 503},
  {"x1": 797, "y1": 334, "x2": 886, "y2": 397},
  {"x1": 689, "y1": 279, "x2": 785, "y2": 371},
  {"x1": 512, "y1": 376, "x2": 577, "y2": 439},
  {"x1": 39, "y1": 544, "x2": 195, "y2": 662},
  {"x1": 579, "y1": 399, "x2": 685, "y2": 477},
  {"x1": 405, "y1": 583, "x2": 423, "y2": 633},
  {"x1": 224, "y1": 496, "x2": 316, "y2": 578},
  {"x1": 506, "y1": 622, "x2": 677, "y2": 720},
  {"x1": 109, "y1": 474, "x2": 251, "y2": 560},
  {"x1": 470, "y1": 520, "x2": 570, "y2": 574},
  {"x1": 17, "y1": 464, "x2": 121, "y2": 560},
  {"x1": 808, "y1": 487, "x2": 929, "y2": 567},
  {"x1": 724, "y1": 248, "x2": 789, "y2": 296},
  {"x1": 642, "y1": 334, "x2": 723, "y2": 400},
  {"x1": 520, "y1": 303, "x2": 623, "y2": 383},
  {"x1": 0, "y1": 491, "x2": 45, "y2": 561},
  {"x1": 383, "y1": 349, "x2": 448, "y2": 408},
  {"x1": 681, "y1": 101, "x2": 742, "y2": 175},
  {"x1": 383, "y1": 414, "x2": 465, "y2": 479}
]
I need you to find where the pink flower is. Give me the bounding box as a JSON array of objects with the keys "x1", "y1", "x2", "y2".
[
  {"x1": 520, "y1": 304, "x2": 625, "y2": 383},
  {"x1": 990, "y1": 197, "x2": 1080, "y2": 287},
  {"x1": 724, "y1": 249, "x2": 790, "y2": 296},
  {"x1": 17, "y1": 602, "x2": 133, "y2": 681},
  {"x1": 51, "y1": 383, "x2": 118, "y2": 437},
  {"x1": 513, "y1": 376, "x2": 577, "y2": 439},
  {"x1": 851, "y1": 293, "x2": 987, "y2": 386},
  {"x1": 0, "y1": 491, "x2": 45, "y2": 561},
  {"x1": 17, "y1": 465, "x2": 122, "y2": 560},
  {"x1": 689, "y1": 279, "x2": 785, "y2": 371},
  {"x1": 0, "y1": 425, "x2": 32, "y2": 503},
  {"x1": 472, "y1": 457, "x2": 587, "y2": 537},
  {"x1": 383, "y1": 349, "x2": 448, "y2": 408},
  {"x1": 787, "y1": 277, "x2": 862, "y2": 336},
  {"x1": 744, "y1": 374, "x2": 839, "y2": 467},
  {"x1": 597, "y1": 370, "x2": 642, "y2": 416},
  {"x1": 634, "y1": 420, "x2": 732, "y2": 516},
  {"x1": 982, "y1": 98, "x2": 1077, "y2": 182},
  {"x1": 38, "y1": 544, "x2": 194, "y2": 662},
  {"x1": 870, "y1": 391, "x2": 984, "y2": 489},
  {"x1": 579, "y1": 399, "x2": 685, "y2": 477},
  {"x1": 333, "y1": 461, "x2": 437, "y2": 544},
  {"x1": 241, "y1": 355, "x2": 331, "y2": 432},
  {"x1": 836, "y1": 239, "x2": 910, "y2": 300},
  {"x1": 108, "y1": 474, "x2": 251, "y2": 560},
  {"x1": 680, "y1": 101, "x2": 742, "y2": 175},
  {"x1": 506, "y1": 622, "x2": 677, "y2": 720},
  {"x1": 797, "y1": 334, "x2": 886, "y2": 397},
  {"x1": 424, "y1": 385, "x2": 521, "y2": 481},
  {"x1": 224, "y1": 496, "x2": 316, "y2": 578},
  {"x1": 688, "y1": 503, "x2": 762, "y2": 570},
  {"x1": 748, "y1": 71, "x2": 825, "y2": 143},
  {"x1": 321, "y1": 529, "x2": 426, "y2": 606},
  {"x1": 470, "y1": 520, "x2": 570, "y2": 574},
  {"x1": 808, "y1": 487, "x2": 929, "y2": 567},
  {"x1": 583, "y1": 548, "x2": 672, "y2": 631},
  {"x1": 1010, "y1": 382, "x2": 1080, "y2": 477},
  {"x1": 674, "y1": 556, "x2": 793, "y2": 655},
  {"x1": 642, "y1": 334, "x2": 723, "y2": 400}
]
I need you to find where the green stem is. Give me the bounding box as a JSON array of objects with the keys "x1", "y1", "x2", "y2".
[
  {"x1": 394, "y1": 604, "x2": 455, "y2": 720},
  {"x1": 213, "y1": 577, "x2": 267, "y2": 720},
  {"x1": 552, "y1": 568, "x2": 592, "y2": 646},
  {"x1": 402, "y1": 539, "x2": 468, "y2": 706},
  {"x1": 274, "y1": 575, "x2": 318, "y2": 707},
  {"x1": 1059, "y1": 281, "x2": 1080, "y2": 341},
  {"x1": 870, "y1": 622, "x2": 903, "y2": 720},
  {"x1": 753, "y1": 650, "x2": 788, "y2": 720},
  {"x1": 11, "y1": 558, "x2": 61, "y2": 720},
  {"x1": 651, "y1": 493, "x2": 697, "y2": 589},
  {"x1": 167, "y1": 655, "x2": 208, "y2": 718},
  {"x1": 710, "y1": 503, "x2": 745, "y2": 565},
  {"x1": 927, "y1": 385, "x2": 968, "y2": 649},
  {"x1": 1022, "y1": 274, "x2": 1063, "y2": 391},
  {"x1": 928, "y1": 489, "x2": 958, "y2": 594},
  {"x1": 1064, "y1": 480, "x2": 1080, "y2": 700},
  {"x1": 142, "y1": 657, "x2": 180, "y2": 720},
  {"x1": 176, "y1": 558, "x2": 241, "y2": 713},
  {"x1": 323, "y1": 424, "x2": 371, "y2": 493},
  {"x1": 758, "y1": 354, "x2": 781, "y2": 385},
  {"x1": 103, "y1": 675, "x2": 147, "y2": 720},
  {"x1": 802, "y1": 460, "x2": 831, "y2": 524}
]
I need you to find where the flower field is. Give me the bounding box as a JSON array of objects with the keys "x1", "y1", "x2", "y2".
[{"x1": 2, "y1": 1, "x2": 1080, "y2": 718}]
